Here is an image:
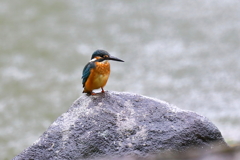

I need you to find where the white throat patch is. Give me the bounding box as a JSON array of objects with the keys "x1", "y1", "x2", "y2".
[
  {"x1": 89, "y1": 58, "x2": 108, "y2": 63},
  {"x1": 101, "y1": 60, "x2": 108, "y2": 64}
]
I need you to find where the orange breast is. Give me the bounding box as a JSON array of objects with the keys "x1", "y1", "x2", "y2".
[{"x1": 84, "y1": 61, "x2": 110, "y2": 93}]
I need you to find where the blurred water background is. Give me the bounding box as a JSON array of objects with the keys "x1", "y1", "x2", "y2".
[{"x1": 0, "y1": 0, "x2": 240, "y2": 159}]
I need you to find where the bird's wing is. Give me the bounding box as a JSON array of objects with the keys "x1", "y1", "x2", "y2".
[{"x1": 82, "y1": 62, "x2": 95, "y2": 87}]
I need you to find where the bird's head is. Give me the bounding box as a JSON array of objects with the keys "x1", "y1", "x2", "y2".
[{"x1": 90, "y1": 50, "x2": 124, "y2": 62}]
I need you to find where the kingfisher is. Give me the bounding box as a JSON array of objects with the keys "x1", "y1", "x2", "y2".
[{"x1": 82, "y1": 50, "x2": 124, "y2": 95}]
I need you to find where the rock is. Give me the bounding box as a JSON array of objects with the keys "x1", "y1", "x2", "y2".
[
  {"x1": 13, "y1": 91, "x2": 227, "y2": 160},
  {"x1": 98, "y1": 145, "x2": 240, "y2": 160}
]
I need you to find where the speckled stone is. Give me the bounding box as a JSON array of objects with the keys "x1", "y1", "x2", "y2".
[{"x1": 13, "y1": 91, "x2": 227, "y2": 160}]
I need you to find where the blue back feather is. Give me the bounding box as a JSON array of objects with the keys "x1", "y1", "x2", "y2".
[{"x1": 82, "y1": 62, "x2": 96, "y2": 87}]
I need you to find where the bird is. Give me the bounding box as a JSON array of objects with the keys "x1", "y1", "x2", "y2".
[{"x1": 82, "y1": 49, "x2": 124, "y2": 95}]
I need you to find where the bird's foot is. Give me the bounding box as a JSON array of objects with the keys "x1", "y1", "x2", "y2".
[
  {"x1": 91, "y1": 92, "x2": 97, "y2": 95},
  {"x1": 101, "y1": 87, "x2": 105, "y2": 93}
]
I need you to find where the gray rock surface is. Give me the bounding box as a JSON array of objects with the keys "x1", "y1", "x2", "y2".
[
  {"x1": 98, "y1": 145, "x2": 240, "y2": 160},
  {"x1": 13, "y1": 91, "x2": 227, "y2": 160}
]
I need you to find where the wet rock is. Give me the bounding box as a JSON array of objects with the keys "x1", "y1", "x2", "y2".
[{"x1": 13, "y1": 91, "x2": 227, "y2": 160}]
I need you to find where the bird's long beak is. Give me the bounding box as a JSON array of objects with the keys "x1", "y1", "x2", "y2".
[{"x1": 106, "y1": 56, "x2": 124, "y2": 62}]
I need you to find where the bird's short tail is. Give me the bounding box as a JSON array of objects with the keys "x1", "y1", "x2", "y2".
[{"x1": 82, "y1": 88, "x2": 91, "y2": 94}]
